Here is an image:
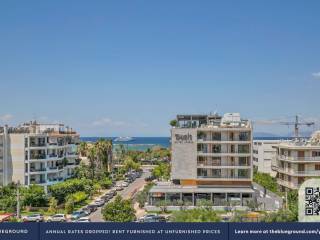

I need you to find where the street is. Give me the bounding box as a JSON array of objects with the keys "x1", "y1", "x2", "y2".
[{"x1": 90, "y1": 170, "x2": 150, "y2": 222}]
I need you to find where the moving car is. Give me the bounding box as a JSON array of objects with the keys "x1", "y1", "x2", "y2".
[
  {"x1": 71, "y1": 210, "x2": 87, "y2": 220},
  {"x1": 47, "y1": 214, "x2": 66, "y2": 222},
  {"x1": 23, "y1": 214, "x2": 44, "y2": 222}
]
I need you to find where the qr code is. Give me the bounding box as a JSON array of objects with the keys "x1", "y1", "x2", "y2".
[{"x1": 305, "y1": 187, "x2": 320, "y2": 215}]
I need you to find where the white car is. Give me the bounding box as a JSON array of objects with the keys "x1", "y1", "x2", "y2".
[
  {"x1": 121, "y1": 182, "x2": 129, "y2": 187},
  {"x1": 94, "y1": 199, "x2": 105, "y2": 207},
  {"x1": 47, "y1": 214, "x2": 66, "y2": 222},
  {"x1": 76, "y1": 217, "x2": 91, "y2": 222}
]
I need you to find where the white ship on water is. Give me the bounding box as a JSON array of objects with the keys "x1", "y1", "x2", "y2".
[{"x1": 113, "y1": 136, "x2": 134, "y2": 142}]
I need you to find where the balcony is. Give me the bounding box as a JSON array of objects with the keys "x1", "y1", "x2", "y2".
[
  {"x1": 30, "y1": 168, "x2": 46, "y2": 173},
  {"x1": 197, "y1": 175, "x2": 251, "y2": 179},
  {"x1": 278, "y1": 155, "x2": 320, "y2": 162},
  {"x1": 276, "y1": 167, "x2": 320, "y2": 177},
  {"x1": 29, "y1": 154, "x2": 46, "y2": 160},
  {"x1": 277, "y1": 179, "x2": 298, "y2": 189},
  {"x1": 29, "y1": 143, "x2": 46, "y2": 148}
]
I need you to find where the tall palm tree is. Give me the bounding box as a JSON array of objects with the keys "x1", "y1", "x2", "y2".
[
  {"x1": 87, "y1": 146, "x2": 96, "y2": 181},
  {"x1": 95, "y1": 139, "x2": 113, "y2": 173},
  {"x1": 78, "y1": 142, "x2": 88, "y2": 157}
]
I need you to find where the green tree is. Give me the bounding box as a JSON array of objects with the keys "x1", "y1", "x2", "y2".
[
  {"x1": 170, "y1": 119, "x2": 178, "y2": 127},
  {"x1": 48, "y1": 197, "x2": 58, "y2": 214},
  {"x1": 64, "y1": 196, "x2": 75, "y2": 214},
  {"x1": 78, "y1": 142, "x2": 88, "y2": 157},
  {"x1": 152, "y1": 163, "x2": 171, "y2": 180},
  {"x1": 21, "y1": 185, "x2": 47, "y2": 207},
  {"x1": 253, "y1": 171, "x2": 278, "y2": 193},
  {"x1": 102, "y1": 195, "x2": 136, "y2": 222}
]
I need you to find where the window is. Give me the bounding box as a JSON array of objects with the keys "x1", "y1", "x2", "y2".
[
  {"x1": 312, "y1": 151, "x2": 320, "y2": 157},
  {"x1": 315, "y1": 164, "x2": 320, "y2": 171},
  {"x1": 238, "y1": 169, "x2": 249, "y2": 178},
  {"x1": 238, "y1": 144, "x2": 250, "y2": 153},
  {"x1": 212, "y1": 145, "x2": 221, "y2": 153},
  {"x1": 239, "y1": 132, "x2": 250, "y2": 141},
  {"x1": 212, "y1": 132, "x2": 221, "y2": 141}
]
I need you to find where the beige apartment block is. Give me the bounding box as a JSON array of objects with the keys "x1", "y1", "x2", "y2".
[
  {"x1": 253, "y1": 140, "x2": 280, "y2": 175},
  {"x1": 273, "y1": 132, "x2": 320, "y2": 191},
  {"x1": 0, "y1": 122, "x2": 80, "y2": 189},
  {"x1": 147, "y1": 113, "x2": 254, "y2": 209}
]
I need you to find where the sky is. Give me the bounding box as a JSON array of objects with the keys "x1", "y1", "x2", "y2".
[{"x1": 0, "y1": 0, "x2": 320, "y2": 137}]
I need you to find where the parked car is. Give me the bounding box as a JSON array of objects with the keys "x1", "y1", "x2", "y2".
[
  {"x1": 47, "y1": 214, "x2": 66, "y2": 222},
  {"x1": 145, "y1": 176, "x2": 156, "y2": 182},
  {"x1": 23, "y1": 214, "x2": 44, "y2": 222},
  {"x1": 94, "y1": 199, "x2": 105, "y2": 207},
  {"x1": 71, "y1": 210, "x2": 87, "y2": 220},
  {"x1": 109, "y1": 190, "x2": 117, "y2": 196},
  {"x1": 139, "y1": 214, "x2": 166, "y2": 223},
  {"x1": 75, "y1": 217, "x2": 91, "y2": 222},
  {"x1": 121, "y1": 181, "x2": 129, "y2": 187},
  {"x1": 115, "y1": 185, "x2": 123, "y2": 191},
  {"x1": 87, "y1": 204, "x2": 98, "y2": 212}
]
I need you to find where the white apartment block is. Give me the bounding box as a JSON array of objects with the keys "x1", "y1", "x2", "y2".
[
  {"x1": 273, "y1": 132, "x2": 320, "y2": 191},
  {"x1": 253, "y1": 140, "x2": 280, "y2": 175},
  {"x1": 147, "y1": 113, "x2": 254, "y2": 210},
  {"x1": 0, "y1": 121, "x2": 80, "y2": 189}
]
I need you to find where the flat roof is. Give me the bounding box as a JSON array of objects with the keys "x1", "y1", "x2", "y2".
[{"x1": 149, "y1": 185, "x2": 254, "y2": 194}]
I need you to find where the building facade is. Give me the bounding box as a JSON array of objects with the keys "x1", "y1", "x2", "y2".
[
  {"x1": 273, "y1": 132, "x2": 320, "y2": 191},
  {"x1": 147, "y1": 113, "x2": 254, "y2": 210},
  {"x1": 0, "y1": 121, "x2": 80, "y2": 189},
  {"x1": 253, "y1": 140, "x2": 279, "y2": 175}
]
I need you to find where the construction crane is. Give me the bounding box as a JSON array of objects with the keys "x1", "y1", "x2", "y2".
[
  {"x1": 253, "y1": 115, "x2": 316, "y2": 138},
  {"x1": 279, "y1": 115, "x2": 315, "y2": 138}
]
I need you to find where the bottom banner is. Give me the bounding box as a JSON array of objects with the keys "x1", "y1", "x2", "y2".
[{"x1": 1, "y1": 223, "x2": 320, "y2": 240}]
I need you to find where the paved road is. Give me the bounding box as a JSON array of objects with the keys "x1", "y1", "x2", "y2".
[
  {"x1": 253, "y1": 182, "x2": 283, "y2": 211},
  {"x1": 90, "y1": 171, "x2": 150, "y2": 222}
]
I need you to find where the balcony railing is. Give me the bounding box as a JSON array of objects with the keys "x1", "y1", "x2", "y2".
[
  {"x1": 197, "y1": 150, "x2": 250, "y2": 155},
  {"x1": 276, "y1": 167, "x2": 320, "y2": 176},
  {"x1": 278, "y1": 155, "x2": 320, "y2": 162},
  {"x1": 30, "y1": 168, "x2": 46, "y2": 172},
  {"x1": 197, "y1": 175, "x2": 250, "y2": 179},
  {"x1": 277, "y1": 179, "x2": 298, "y2": 189},
  {"x1": 30, "y1": 154, "x2": 46, "y2": 160}
]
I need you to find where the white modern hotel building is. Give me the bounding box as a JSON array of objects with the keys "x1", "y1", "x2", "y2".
[{"x1": 147, "y1": 113, "x2": 254, "y2": 210}]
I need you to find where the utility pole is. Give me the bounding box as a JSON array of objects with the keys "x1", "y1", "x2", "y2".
[{"x1": 16, "y1": 181, "x2": 21, "y2": 219}]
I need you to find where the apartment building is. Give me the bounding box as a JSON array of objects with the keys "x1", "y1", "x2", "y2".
[
  {"x1": 253, "y1": 140, "x2": 280, "y2": 175},
  {"x1": 273, "y1": 132, "x2": 320, "y2": 191},
  {"x1": 147, "y1": 113, "x2": 254, "y2": 210},
  {"x1": 0, "y1": 121, "x2": 80, "y2": 189}
]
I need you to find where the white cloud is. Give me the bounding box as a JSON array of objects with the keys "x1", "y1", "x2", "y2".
[
  {"x1": 312, "y1": 72, "x2": 320, "y2": 79},
  {"x1": 0, "y1": 114, "x2": 13, "y2": 122}
]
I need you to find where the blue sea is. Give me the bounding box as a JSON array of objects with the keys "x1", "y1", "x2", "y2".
[{"x1": 81, "y1": 136, "x2": 291, "y2": 151}]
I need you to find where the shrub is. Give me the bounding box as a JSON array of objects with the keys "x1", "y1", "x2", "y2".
[
  {"x1": 48, "y1": 197, "x2": 58, "y2": 214},
  {"x1": 64, "y1": 197, "x2": 75, "y2": 214}
]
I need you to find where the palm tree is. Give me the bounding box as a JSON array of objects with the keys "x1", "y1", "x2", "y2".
[
  {"x1": 78, "y1": 142, "x2": 88, "y2": 157},
  {"x1": 95, "y1": 139, "x2": 113, "y2": 173},
  {"x1": 87, "y1": 146, "x2": 96, "y2": 181}
]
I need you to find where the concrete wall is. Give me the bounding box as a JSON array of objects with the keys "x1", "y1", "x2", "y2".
[
  {"x1": 7, "y1": 134, "x2": 25, "y2": 184},
  {"x1": 171, "y1": 128, "x2": 197, "y2": 180}
]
